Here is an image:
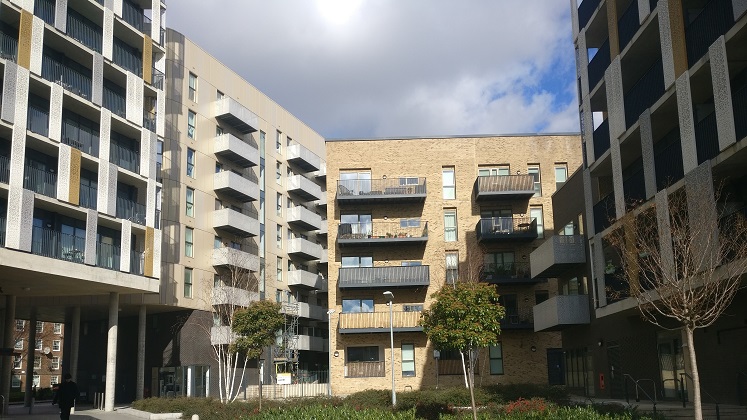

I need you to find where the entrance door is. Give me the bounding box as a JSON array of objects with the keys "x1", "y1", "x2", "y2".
[
  {"x1": 547, "y1": 349, "x2": 565, "y2": 385},
  {"x1": 607, "y1": 342, "x2": 624, "y2": 398},
  {"x1": 658, "y1": 332, "x2": 684, "y2": 399}
]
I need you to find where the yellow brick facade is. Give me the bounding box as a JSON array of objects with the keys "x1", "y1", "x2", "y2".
[{"x1": 327, "y1": 135, "x2": 582, "y2": 395}]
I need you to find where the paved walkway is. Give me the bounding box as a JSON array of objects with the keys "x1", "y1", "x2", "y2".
[{"x1": 1, "y1": 403, "x2": 142, "y2": 420}]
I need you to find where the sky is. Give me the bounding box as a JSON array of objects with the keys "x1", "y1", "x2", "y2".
[{"x1": 166, "y1": 1, "x2": 580, "y2": 139}]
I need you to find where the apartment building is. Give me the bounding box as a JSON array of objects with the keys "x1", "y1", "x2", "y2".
[
  {"x1": 10, "y1": 320, "x2": 65, "y2": 392},
  {"x1": 568, "y1": 0, "x2": 747, "y2": 403},
  {"x1": 326, "y1": 135, "x2": 581, "y2": 395},
  {"x1": 0, "y1": 0, "x2": 165, "y2": 411}
]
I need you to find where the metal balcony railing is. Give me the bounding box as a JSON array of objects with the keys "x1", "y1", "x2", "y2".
[
  {"x1": 151, "y1": 67, "x2": 164, "y2": 90},
  {"x1": 624, "y1": 59, "x2": 664, "y2": 129},
  {"x1": 587, "y1": 38, "x2": 610, "y2": 91},
  {"x1": 0, "y1": 31, "x2": 18, "y2": 62},
  {"x1": 346, "y1": 361, "x2": 385, "y2": 378},
  {"x1": 27, "y1": 104, "x2": 49, "y2": 136},
  {"x1": 116, "y1": 198, "x2": 146, "y2": 225},
  {"x1": 605, "y1": 273, "x2": 629, "y2": 303},
  {"x1": 96, "y1": 241, "x2": 121, "y2": 271},
  {"x1": 623, "y1": 166, "x2": 646, "y2": 211},
  {"x1": 695, "y1": 110, "x2": 719, "y2": 164},
  {"x1": 476, "y1": 217, "x2": 538, "y2": 242},
  {"x1": 593, "y1": 192, "x2": 615, "y2": 234},
  {"x1": 67, "y1": 9, "x2": 103, "y2": 53},
  {"x1": 482, "y1": 261, "x2": 531, "y2": 283},
  {"x1": 131, "y1": 250, "x2": 144, "y2": 275},
  {"x1": 34, "y1": 0, "x2": 55, "y2": 25},
  {"x1": 339, "y1": 311, "x2": 422, "y2": 332},
  {"x1": 338, "y1": 265, "x2": 430, "y2": 288},
  {"x1": 143, "y1": 110, "x2": 156, "y2": 132},
  {"x1": 156, "y1": 162, "x2": 162, "y2": 183},
  {"x1": 41, "y1": 55, "x2": 92, "y2": 101},
  {"x1": 62, "y1": 117, "x2": 100, "y2": 157},
  {"x1": 593, "y1": 119, "x2": 610, "y2": 160},
  {"x1": 649, "y1": 0, "x2": 659, "y2": 12},
  {"x1": 0, "y1": 155, "x2": 9, "y2": 184},
  {"x1": 719, "y1": 206, "x2": 747, "y2": 263},
  {"x1": 155, "y1": 208, "x2": 161, "y2": 229},
  {"x1": 618, "y1": 1, "x2": 640, "y2": 52},
  {"x1": 475, "y1": 174, "x2": 534, "y2": 200},
  {"x1": 501, "y1": 306, "x2": 535, "y2": 330},
  {"x1": 79, "y1": 183, "x2": 97, "y2": 210},
  {"x1": 685, "y1": 0, "x2": 735, "y2": 67},
  {"x1": 337, "y1": 221, "x2": 428, "y2": 241},
  {"x1": 337, "y1": 178, "x2": 426, "y2": 198},
  {"x1": 110, "y1": 140, "x2": 140, "y2": 173},
  {"x1": 112, "y1": 38, "x2": 142, "y2": 76},
  {"x1": 103, "y1": 85, "x2": 126, "y2": 117},
  {"x1": 24, "y1": 164, "x2": 57, "y2": 198},
  {"x1": 0, "y1": 216, "x2": 5, "y2": 247},
  {"x1": 31, "y1": 226, "x2": 85, "y2": 263},
  {"x1": 735, "y1": 83, "x2": 747, "y2": 142},
  {"x1": 654, "y1": 127, "x2": 684, "y2": 191},
  {"x1": 122, "y1": 0, "x2": 151, "y2": 34},
  {"x1": 578, "y1": 0, "x2": 602, "y2": 30}
]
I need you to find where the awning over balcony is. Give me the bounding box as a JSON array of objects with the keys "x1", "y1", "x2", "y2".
[
  {"x1": 286, "y1": 144, "x2": 321, "y2": 172},
  {"x1": 213, "y1": 134, "x2": 259, "y2": 168},
  {"x1": 338, "y1": 265, "x2": 430, "y2": 289},
  {"x1": 214, "y1": 97, "x2": 258, "y2": 133},
  {"x1": 475, "y1": 175, "x2": 535, "y2": 201},
  {"x1": 530, "y1": 234, "x2": 586, "y2": 279}
]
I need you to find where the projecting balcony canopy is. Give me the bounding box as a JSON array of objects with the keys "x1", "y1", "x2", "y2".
[
  {"x1": 287, "y1": 269, "x2": 327, "y2": 291},
  {"x1": 530, "y1": 235, "x2": 586, "y2": 279},
  {"x1": 338, "y1": 265, "x2": 430, "y2": 289},
  {"x1": 287, "y1": 144, "x2": 321, "y2": 172},
  {"x1": 476, "y1": 217, "x2": 538, "y2": 242},
  {"x1": 213, "y1": 133, "x2": 259, "y2": 168},
  {"x1": 533, "y1": 294, "x2": 590, "y2": 332},
  {"x1": 214, "y1": 97, "x2": 258, "y2": 134},
  {"x1": 287, "y1": 205, "x2": 322, "y2": 231},
  {"x1": 212, "y1": 208, "x2": 259, "y2": 237},
  {"x1": 211, "y1": 247, "x2": 260, "y2": 273},
  {"x1": 338, "y1": 311, "x2": 423, "y2": 334},
  {"x1": 288, "y1": 175, "x2": 323, "y2": 201},
  {"x1": 287, "y1": 237, "x2": 323, "y2": 260},
  {"x1": 213, "y1": 171, "x2": 259, "y2": 203},
  {"x1": 336, "y1": 178, "x2": 426, "y2": 204},
  {"x1": 475, "y1": 174, "x2": 535, "y2": 201},
  {"x1": 337, "y1": 221, "x2": 428, "y2": 247}
]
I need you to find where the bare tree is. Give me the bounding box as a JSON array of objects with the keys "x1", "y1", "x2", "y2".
[{"x1": 607, "y1": 186, "x2": 747, "y2": 420}]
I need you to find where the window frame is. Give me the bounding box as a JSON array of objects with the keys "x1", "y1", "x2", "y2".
[
  {"x1": 530, "y1": 206, "x2": 544, "y2": 238},
  {"x1": 188, "y1": 73, "x2": 198, "y2": 102},
  {"x1": 34, "y1": 355, "x2": 41, "y2": 369},
  {"x1": 185, "y1": 227, "x2": 194, "y2": 257},
  {"x1": 184, "y1": 267, "x2": 193, "y2": 298},
  {"x1": 186, "y1": 187, "x2": 195, "y2": 217},
  {"x1": 53, "y1": 323, "x2": 62, "y2": 334},
  {"x1": 554, "y1": 163, "x2": 568, "y2": 190},
  {"x1": 489, "y1": 343, "x2": 504, "y2": 375},
  {"x1": 342, "y1": 298, "x2": 374, "y2": 313},
  {"x1": 52, "y1": 340, "x2": 61, "y2": 351},
  {"x1": 528, "y1": 165, "x2": 541, "y2": 196},
  {"x1": 187, "y1": 110, "x2": 196, "y2": 139},
  {"x1": 446, "y1": 251, "x2": 458, "y2": 284},
  {"x1": 51, "y1": 356, "x2": 60, "y2": 370},
  {"x1": 444, "y1": 209, "x2": 457, "y2": 242},
  {"x1": 15, "y1": 320, "x2": 24, "y2": 331},
  {"x1": 442, "y1": 167, "x2": 456, "y2": 199},
  {"x1": 401, "y1": 344, "x2": 416, "y2": 377},
  {"x1": 186, "y1": 148, "x2": 196, "y2": 178}
]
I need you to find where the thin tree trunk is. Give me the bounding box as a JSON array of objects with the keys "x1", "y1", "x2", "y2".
[
  {"x1": 685, "y1": 327, "x2": 703, "y2": 420},
  {"x1": 460, "y1": 352, "x2": 468, "y2": 388},
  {"x1": 467, "y1": 348, "x2": 477, "y2": 420},
  {"x1": 258, "y1": 358, "x2": 262, "y2": 411}
]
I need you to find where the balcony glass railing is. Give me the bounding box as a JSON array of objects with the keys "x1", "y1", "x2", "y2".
[
  {"x1": 121, "y1": 0, "x2": 151, "y2": 33},
  {"x1": 685, "y1": 0, "x2": 735, "y2": 67},
  {"x1": 337, "y1": 221, "x2": 428, "y2": 240},
  {"x1": 62, "y1": 116, "x2": 100, "y2": 157},
  {"x1": 337, "y1": 178, "x2": 426, "y2": 197},
  {"x1": 593, "y1": 192, "x2": 615, "y2": 234},
  {"x1": 151, "y1": 67, "x2": 164, "y2": 90},
  {"x1": 695, "y1": 110, "x2": 718, "y2": 164},
  {"x1": 578, "y1": 0, "x2": 602, "y2": 30},
  {"x1": 34, "y1": 0, "x2": 55, "y2": 25},
  {"x1": 41, "y1": 55, "x2": 92, "y2": 101},
  {"x1": 112, "y1": 38, "x2": 142, "y2": 76},
  {"x1": 103, "y1": 85, "x2": 126, "y2": 117},
  {"x1": 66, "y1": 9, "x2": 103, "y2": 53},
  {"x1": 0, "y1": 155, "x2": 9, "y2": 184},
  {"x1": 130, "y1": 250, "x2": 144, "y2": 275},
  {"x1": 110, "y1": 140, "x2": 140, "y2": 173},
  {"x1": 476, "y1": 217, "x2": 538, "y2": 240},
  {"x1": 79, "y1": 183, "x2": 97, "y2": 209},
  {"x1": 587, "y1": 38, "x2": 610, "y2": 91},
  {"x1": 654, "y1": 127, "x2": 684, "y2": 191},
  {"x1": 24, "y1": 164, "x2": 57, "y2": 198},
  {"x1": 624, "y1": 59, "x2": 664, "y2": 128},
  {"x1": 618, "y1": 1, "x2": 640, "y2": 52},
  {"x1": 734, "y1": 83, "x2": 747, "y2": 142},
  {"x1": 143, "y1": 110, "x2": 156, "y2": 132},
  {"x1": 0, "y1": 31, "x2": 18, "y2": 62},
  {"x1": 31, "y1": 226, "x2": 85, "y2": 263},
  {"x1": 116, "y1": 197, "x2": 146, "y2": 225},
  {"x1": 27, "y1": 104, "x2": 49, "y2": 136},
  {"x1": 593, "y1": 119, "x2": 610, "y2": 160},
  {"x1": 96, "y1": 241, "x2": 121, "y2": 271}
]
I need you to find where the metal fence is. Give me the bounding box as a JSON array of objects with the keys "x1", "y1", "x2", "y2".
[
  {"x1": 24, "y1": 165, "x2": 57, "y2": 198},
  {"x1": 31, "y1": 226, "x2": 85, "y2": 263}
]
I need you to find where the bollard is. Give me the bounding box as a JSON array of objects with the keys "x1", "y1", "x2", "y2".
[{"x1": 191, "y1": 415, "x2": 199, "y2": 420}]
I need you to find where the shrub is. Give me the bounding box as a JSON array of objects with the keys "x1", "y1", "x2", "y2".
[
  {"x1": 483, "y1": 383, "x2": 569, "y2": 405},
  {"x1": 248, "y1": 404, "x2": 417, "y2": 419},
  {"x1": 503, "y1": 398, "x2": 551, "y2": 415},
  {"x1": 343, "y1": 389, "x2": 393, "y2": 410}
]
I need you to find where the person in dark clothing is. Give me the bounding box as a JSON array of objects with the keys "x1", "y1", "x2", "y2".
[{"x1": 52, "y1": 373, "x2": 79, "y2": 420}]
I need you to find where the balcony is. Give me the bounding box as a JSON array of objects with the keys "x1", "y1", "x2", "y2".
[
  {"x1": 213, "y1": 133, "x2": 259, "y2": 168},
  {"x1": 320, "y1": 252, "x2": 328, "y2": 265},
  {"x1": 288, "y1": 175, "x2": 322, "y2": 201},
  {"x1": 287, "y1": 270, "x2": 326, "y2": 290},
  {"x1": 110, "y1": 138, "x2": 140, "y2": 173},
  {"x1": 210, "y1": 325, "x2": 236, "y2": 346},
  {"x1": 212, "y1": 286, "x2": 259, "y2": 307},
  {"x1": 734, "y1": 83, "x2": 747, "y2": 142},
  {"x1": 214, "y1": 97, "x2": 258, "y2": 134},
  {"x1": 337, "y1": 221, "x2": 428, "y2": 247},
  {"x1": 130, "y1": 250, "x2": 144, "y2": 275},
  {"x1": 593, "y1": 119, "x2": 610, "y2": 160},
  {"x1": 338, "y1": 265, "x2": 430, "y2": 289},
  {"x1": 501, "y1": 308, "x2": 534, "y2": 330},
  {"x1": 151, "y1": 67, "x2": 164, "y2": 90},
  {"x1": 143, "y1": 110, "x2": 156, "y2": 133},
  {"x1": 623, "y1": 164, "x2": 646, "y2": 211},
  {"x1": 297, "y1": 302, "x2": 326, "y2": 321},
  {"x1": 287, "y1": 237, "x2": 322, "y2": 260},
  {"x1": 213, "y1": 171, "x2": 259, "y2": 203},
  {"x1": 24, "y1": 164, "x2": 57, "y2": 198},
  {"x1": 587, "y1": 39, "x2": 610, "y2": 91},
  {"x1": 617, "y1": 0, "x2": 640, "y2": 52},
  {"x1": 338, "y1": 311, "x2": 423, "y2": 334},
  {"x1": 96, "y1": 241, "x2": 121, "y2": 271},
  {"x1": 482, "y1": 262, "x2": 533, "y2": 285},
  {"x1": 316, "y1": 193, "x2": 327, "y2": 208},
  {"x1": 34, "y1": 0, "x2": 55, "y2": 25},
  {"x1": 116, "y1": 198, "x2": 146, "y2": 225},
  {"x1": 533, "y1": 295, "x2": 591, "y2": 332},
  {"x1": 42, "y1": 54, "x2": 92, "y2": 101},
  {"x1": 31, "y1": 226, "x2": 85, "y2": 264},
  {"x1": 0, "y1": 31, "x2": 18, "y2": 62},
  {"x1": 103, "y1": 85, "x2": 126, "y2": 118},
  {"x1": 654, "y1": 127, "x2": 684, "y2": 191},
  {"x1": 122, "y1": 0, "x2": 151, "y2": 34},
  {"x1": 476, "y1": 217, "x2": 538, "y2": 243},
  {"x1": 212, "y1": 208, "x2": 259, "y2": 237},
  {"x1": 211, "y1": 247, "x2": 260, "y2": 272},
  {"x1": 530, "y1": 235, "x2": 586, "y2": 279},
  {"x1": 27, "y1": 101, "x2": 50, "y2": 137},
  {"x1": 337, "y1": 178, "x2": 426, "y2": 204},
  {"x1": 474, "y1": 175, "x2": 534, "y2": 201},
  {"x1": 317, "y1": 220, "x2": 328, "y2": 237},
  {"x1": 79, "y1": 183, "x2": 98, "y2": 210},
  {"x1": 346, "y1": 361, "x2": 385, "y2": 378},
  {"x1": 112, "y1": 37, "x2": 142, "y2": 76},
  {"x1": 297, "y1": 335, "x2": 326, "y2": 352},
  {"x1": 67, "y1": 9, "x2": 103, "y2": 53},
  {"x1": 315, "y1": 162, "x2": 327, "y2": 179},
  {"x1": 578, "y1": 0, "x2": 602, "y2": 30},
  {"x1": 0, "y1": 155, "x2": 8, "y2": 184},
  {"x1": 624, "y1": 59, "x2": 664, "y2": 129},
  {"x1": 62, "y1": 113, "x2": 100, "y2": 157},
  {"x1": 287, "y1": 206, "x2": 322, "y2": 231},
  {"x1": 593, "y1": 192, "x2": 615, "y2": 234},
  {"x1": 695, "y1": 110, "x2": 719, "y2": 164},
  {"x1": 685, "y1": 0, "x2": 735, "y2": 66},
  {"x1": 287, "y1": 144, "x2": 321, "y2": 172}
]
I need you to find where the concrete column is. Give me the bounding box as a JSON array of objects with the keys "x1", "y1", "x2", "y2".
[
  {"x1": 1, "y1": 295, "x2": 16, "y2": 414},
  {"x1": 24, "y1": 312, "x2": 36, "y2": 407},
  {"x1": 136, "y1": 305, "x2": 146, "y2": 400},
  {"x1": 70, "y1": 306, "x2": 80, "y2": 382},
  {"x1": 104, "y1": 292, "x2": 119, "y2": 412}
]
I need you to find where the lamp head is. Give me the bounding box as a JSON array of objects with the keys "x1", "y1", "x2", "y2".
[
  {"x1": 326, "y1": 309, "x2": 336, "y2": 315},
  {"x1": 383, "y1": 291, "x2": 394, "y2": 300}
]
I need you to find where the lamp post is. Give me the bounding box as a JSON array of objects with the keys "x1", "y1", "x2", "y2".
[
  {"x1": 383, "y1": 290, "x2": 396, "y2": 406},
  {"x1": 326, "y1": 309, "x2": 335, "y2": 396}
]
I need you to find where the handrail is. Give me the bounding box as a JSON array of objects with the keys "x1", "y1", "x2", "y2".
[
  {"x1": 661, "y1": 378, "x2": 681, "y2": 399},
  {"x1": 680, "y1": 372, "x2": 720, "y2": 420},
  {"x1": 623, "y1": 374, "x2": 657, "y2": 415}
]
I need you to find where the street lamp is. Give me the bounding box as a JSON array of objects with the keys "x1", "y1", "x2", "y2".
[
  {"x1": 326, "y1": 309, "x2": 336, "y2": 396},
  {"x1": 383, "y1": 290, "x2": 396, "y2": 406}
]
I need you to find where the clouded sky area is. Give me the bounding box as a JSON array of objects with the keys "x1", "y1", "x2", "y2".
[{"x1": 167, "y1": 1, "x2": 580, "y2": 139}]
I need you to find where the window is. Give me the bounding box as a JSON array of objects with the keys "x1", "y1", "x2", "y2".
[
  {"x1": 401, "y1": 261, "x2": 421, "y2": 266},
  {"x1": 214, "y1": 274, "x2": 222, "y2": 288},
  {"x1": 188, "y1": 73, "x2": 197, "y2": 102},
  {"x1": 530, "y1": 206, "x2": 544, "y2": 238},
  {"x1": 442, "y1": 167, "x2": 455, "y2": 199},
  {"x1": 185, "y1": 227, "x2": 194, "y2": 257},
  {"x1": 11, "y1": 375, "x2": 20, "y2": 388},
  {"x1": 34, "y1": 356, "x2": 41, "y2": 369},
  {"x1": 184, "y1": 268, "x2": 193, "y2": 298},
  {"x1": 561, "y1": 222, "x2": 575, "y2": 236},
  {"x1": 489, "y1": 344, "x2": 504, "y2": 374},
  {"x1": 36, "y1": 322, "x2": 43, "y2": 333},
  {"x1": 276, "y1": 225, "x2": 282, "y2": 249},
  {"x1": 535, "y1": 290, "x2": 550, "y2": 304},
  {"x1": 13, "y1": 356, "x2": 22, "y2": 369},
  {"x1": 186, "y1": 188, "x2": 195, "y2": 217},
  {"x1": 528, "y1": 165, "x2": 541, "y2": 196},
  {"x1": 341, "y1": 256, "x2": 373, "y2": 267},
  {"x1": 484, "y1": 252, "x2": 516, "y2": 278},
  {"x1": 402, "y1": 344, "x2": 416, "y2": 377},
  {"x1": 276, "y1": 162, "x2": 282, "y2": 185},
  {"x1": 215, "y1": 163, "x2": 222, "y2": 173},
  {"x1": 276, "y1": 193, "x2": 283, "y2": 216},
  {"x1": 32, "y1": 375, "x2": 39, "y2": 388},
  {"x1": 51, "y1": 357, "x2": 59, "y2": 370},
  {"x1": 478, "y1": 166, "x2": 509, "y2": 176},
  {"x1": 52, "y1": 340, "x2": 61, "y2": 351},
  {"x1": 53, "y1": 323, "x2": 62, "y2": 334},
  {"x1": 342, "y1": 298, "x2": 374, "y2": 313},
  {"x1": 340, "y1": 214, "x2": 372, "y2": 237},
  {"x1": 50, "y1": 375, "x2": 59, "y2": 385},
  {"x1": 339, "y1": 171, "x2": 372, "y2": 195},
  {"x1": 276, "y1": 130, "x2": 282, "y2": 153},
  {"x1": 259, "y1": 130, "x2": 266, "y2": 155},
  {"x1": 446, "y1": 251, "x2": 458, "y2": 284},
  {"x1": 14, "y1": 339, "x2": 23, "y2": 350},
  {"x1": 215, "y1": 125, "x2": 223, "y2": 136},
  {"x1": 15, "y1": 320, "x2": 24, "y2": 331},
  {"x1": 35, "y1": 339, "x2": 42, "y2": 351},
  {"x1": 347, "y1": 346, "x2": 379, "y2": 362},
  {"x1": 555, "y1": 164, "x2": 568, "y2": 190},
  {"x1": 277, "y1": 257, "x2": 283, "y2": 282},
  {"x1": 187, "y1": 110, "x2": 196, "y2": 139},
  {"x1": 214, "y1": 236, "x2": 222, "y2": 249},
  {"x1": 186, "y1": 148, "x2": 195, "y2": 178},
  {"x1": 217, "y1": 90, "x2": 224, "y2": 100},
  {"x1": 444, "y1": 210, "x2": 457, "y2": 242}
]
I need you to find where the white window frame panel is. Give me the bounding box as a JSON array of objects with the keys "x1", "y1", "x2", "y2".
[
  {"x1": 444, "y1": 210, "x2": 457, "y2": 242},
  {"x1": 531, "y1": 207, "x2": 544, "y2": 239},
  {"x1": 442, "y1": 167, "x2": 455, "y2": 200},
  {"x1": 52, "y1": 340, "x2": 61, "y2": 351},
  {"x1": 528, "y1": 165, "x2": 541, "y2": 197}
]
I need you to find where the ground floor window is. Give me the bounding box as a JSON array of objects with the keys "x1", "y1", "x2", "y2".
[
  {"x1": 489, "y1": 344, "x2": 504, "y2": 375},
  {"x1": 154, "y1": 365, "x2": 210, "y2": 398},
  {"x1": 346, "y1": 346, "x2": 383, "y2": 378},
  {"x1": 565, "y1": 347, "x2": 593, "y2": 395},
  {"x1": 402, "y1": 344, "x2": 415, "y2": 377},
  {"x1": 11, "y1": 375, "x2": 20, "y2": 388}
]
